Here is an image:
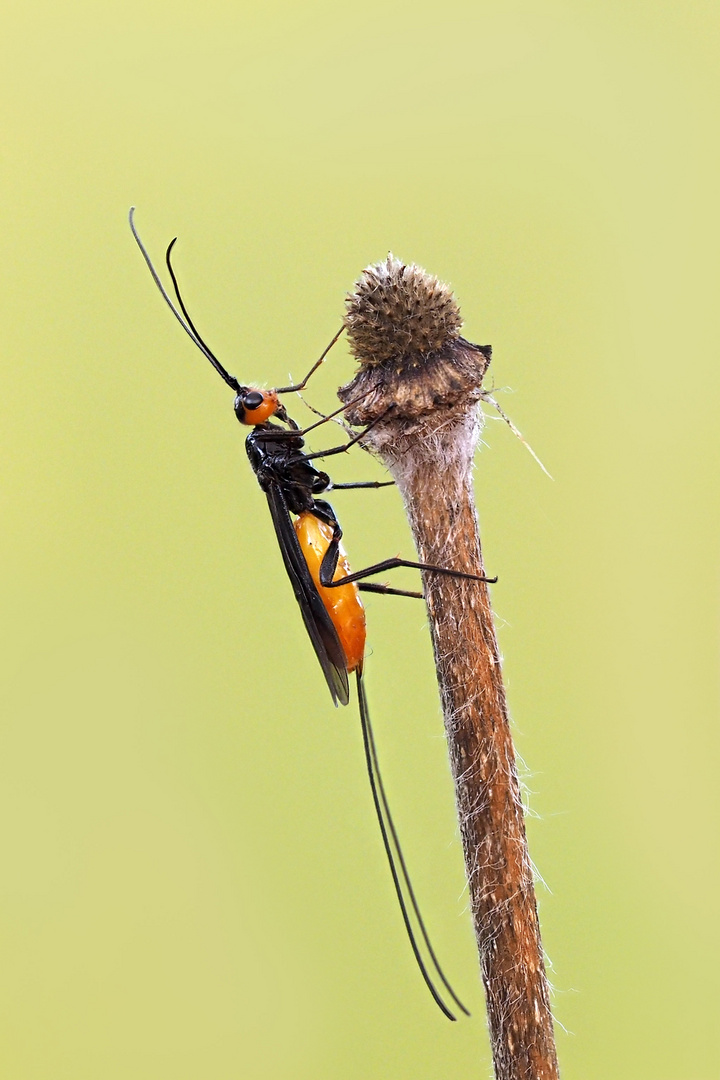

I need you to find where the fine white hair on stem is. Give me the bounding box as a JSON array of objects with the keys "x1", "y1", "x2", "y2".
[{"x1": 481, "y1": 391, "x2": 554, "y2": 479}]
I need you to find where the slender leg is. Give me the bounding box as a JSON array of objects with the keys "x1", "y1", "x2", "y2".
[
  {"x1": 274, "y1": 326, "x2": 345, "y2": 393},
  {"x1": 331, "y1": 481, "x2": 395, "y2": 490},
  {"x1": 258, "y1": 389, "x2": 377, "y2": 441},
  {"x1": 293, "y1": 388, "x2": 354, "y2": 436},
  {"x1": 323, "y1": 555, "x2": 498, "y2": 589},
  {"x1": 312, "y1": 504, "x2": 498, "y2": 589},
  {"x1": 358, "y1": 583, "x2": 424, "y2": 599},
  {"x1": 305, "y1": 408, "x2": 394, "y2": 461}
]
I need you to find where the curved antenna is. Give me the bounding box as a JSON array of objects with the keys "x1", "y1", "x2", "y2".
[
  {"x1": 164, "y1": 238, "x2": 240, "y2": 391},
  {"x1": 356, "y1": 670, "x2": 469, "y2": 1021},
  {"x1": 128, "y1": 208, "x2": 241, "y2": 393}
]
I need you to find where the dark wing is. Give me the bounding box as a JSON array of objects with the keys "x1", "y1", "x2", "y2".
[{"x1": 264, "y1": 484, "x2": 350, "y2": 707}]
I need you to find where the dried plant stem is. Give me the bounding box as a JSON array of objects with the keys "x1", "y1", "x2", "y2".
[
  {"x1": 339, "y1": 256, "x2": 559, "y2": 1079},
  {"x1": 387, "y1": 416, "x2": 557, "y2": 1080}
]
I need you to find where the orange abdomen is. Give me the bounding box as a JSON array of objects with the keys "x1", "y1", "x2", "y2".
[{"x1": 294, "y1": 511, "x2": 366, "y2": 673}]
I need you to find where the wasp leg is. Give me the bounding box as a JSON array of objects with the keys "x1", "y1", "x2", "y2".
[
  {"x1": 326, "y1": 556, "x2": 497, "y2": 588},
  {"x1": 313, "y1": 504, "x2": 498, "y2": 589},
  {"x1": 331, "y1": 481, "x2": 395, "y2": 490},
  {"x1": 305, "y1": 408, "x2": 394, "y2": 460},
  {"x1": 274, "y1": 326, "x2": 345, "y2": 394},
  {"x1": 358, "y1": 583, "x2": 424, "y2": 599}
]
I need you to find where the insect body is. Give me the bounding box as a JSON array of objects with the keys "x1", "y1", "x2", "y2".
[
  {"x1": 242, "y1": 414, "x2": 483, "y2": 707},
  {"x1": 129, "y1": 209, "x2": 497, "y2": 1020},
  {"x1": 243, "y1": 419, "x2": 359, "y2": 705}
]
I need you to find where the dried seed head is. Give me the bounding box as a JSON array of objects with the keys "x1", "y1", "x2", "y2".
[{"x1": 344, "y1": 254, "x2": 463, "y2": 367}]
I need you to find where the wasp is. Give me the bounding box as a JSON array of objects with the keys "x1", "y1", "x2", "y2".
[{"x1": 130, "y1": 209, "x2": 498, "y2": 1019}]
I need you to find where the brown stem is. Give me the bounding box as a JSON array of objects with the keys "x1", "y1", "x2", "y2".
[{"x1": 338, "y1": 256, "x2": 559, "y2": 1079}]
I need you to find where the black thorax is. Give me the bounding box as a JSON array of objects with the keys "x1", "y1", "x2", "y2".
[{"x1": 245, "y1": 423, "x2": 330, "y2": 515}]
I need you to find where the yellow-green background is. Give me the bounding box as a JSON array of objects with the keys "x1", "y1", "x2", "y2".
[{"x1": 2, "y1": 2, "x2": 718, "y2": 1077}]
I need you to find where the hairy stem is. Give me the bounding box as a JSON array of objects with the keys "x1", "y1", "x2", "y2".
[{"x1": 338, "y1": 255, "x2": 559, "y2": 1078}]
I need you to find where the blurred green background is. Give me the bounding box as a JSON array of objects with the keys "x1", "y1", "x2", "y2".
[{"x1": 1, "y1": 1, "x2": 718, "y2": 1077}]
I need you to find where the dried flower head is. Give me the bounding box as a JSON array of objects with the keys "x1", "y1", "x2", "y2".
[{"x1": 344, "y1": 254, "x2": 463, "y2": 366}]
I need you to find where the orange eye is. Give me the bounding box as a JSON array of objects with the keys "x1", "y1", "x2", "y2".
[{"x1": 239, "y1": 390, "x2": 279, "y2": 425}]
